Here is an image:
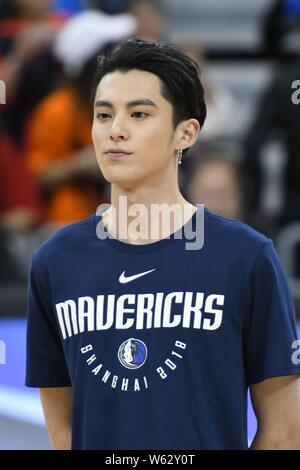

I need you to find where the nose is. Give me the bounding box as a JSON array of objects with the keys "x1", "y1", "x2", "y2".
[{"x1": 109, "y1": 116, "x2": 129, "y2": 141}]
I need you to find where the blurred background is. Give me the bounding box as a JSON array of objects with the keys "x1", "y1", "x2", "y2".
[{"x1": 0, "y1": 0, "x2": 300, "y2": 449}]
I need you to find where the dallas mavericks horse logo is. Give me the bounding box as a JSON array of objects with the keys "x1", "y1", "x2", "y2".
[{"x1": 118, "y1": 338, "x2": 147, "y2": 369}]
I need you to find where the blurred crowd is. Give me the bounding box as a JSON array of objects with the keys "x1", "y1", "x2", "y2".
[{"x1": 0, "y1": 0, "x2": 300, "y2": 308}]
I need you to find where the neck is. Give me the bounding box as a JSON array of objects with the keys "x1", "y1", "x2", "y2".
[{"x1": 102, "y1": 179, "x2": 196, "y2": 245}]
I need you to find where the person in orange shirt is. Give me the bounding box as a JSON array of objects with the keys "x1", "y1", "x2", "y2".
[
  {"x1": 0, "y1": 0, "x2": 65, "y2": 96},
  {"x1": 25, "y1": 81, "x2": 105, "y2": 224},
  {"x1": 25, "y1": 11, "x2": 136, "y2": 225}
]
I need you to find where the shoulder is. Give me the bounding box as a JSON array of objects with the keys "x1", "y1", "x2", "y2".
[
  {"x1": 32, "y1": 215, "x2": 96, "y2": 269},
  {"x1": 203, "y1": 208, "x2": 270, "y2": 256}
]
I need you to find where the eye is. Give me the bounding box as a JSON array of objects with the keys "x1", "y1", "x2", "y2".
[
  {"x1": 131, "y1": 111, "x2": 149, "y2": 119},
  {"x1": 96, "y1": 113, "x2": 111, "y2": 120}
]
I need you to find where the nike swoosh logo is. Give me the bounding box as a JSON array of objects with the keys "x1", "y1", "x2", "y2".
[{"x1": 119, "y1": 269, "x2": 156, "y2": 284}]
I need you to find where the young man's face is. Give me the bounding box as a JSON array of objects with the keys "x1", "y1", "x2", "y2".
[{"x1": 92, "y1": 69, "x2": 180, "y2": 189}]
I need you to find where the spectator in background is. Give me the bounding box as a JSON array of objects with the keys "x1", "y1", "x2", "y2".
[
  {"x1": 25, "y1": 11, "x2": 136, "y2": 225},
  {"x1": 181, "y1": 41, "x2": 239, "y2": 142},
  {"x1": 0, "y1": 132, "x2": 42, "y2": 231},
  {"x1": 243, "y1": 19, "x2": 300, "y2": 229},
  {"x1": 89, "y1": 0, "x2": 167, "y2": 41},
  {"x1": 262, "y1": 0, "x2": 300, "y2": 57},
  {"x1": 185, "y1": 149, "x2": 244, "y2": 222},
  {"x1": 128, "y1": 0, "x2": 167, "y2": 42},
  {"x1": 0, "y1": 0, "x2": 55, "y2": 26},
  {"x1": 0, "y1": 0, "x2": 66, "y2": 144},
  {"x1": 0, "y1": 123, "x2": 43, "y2": 283}
]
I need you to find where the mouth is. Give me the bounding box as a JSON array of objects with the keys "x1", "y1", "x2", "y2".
[{"x1": 105, "y1": 150, "x2": 132, "y2": 159}]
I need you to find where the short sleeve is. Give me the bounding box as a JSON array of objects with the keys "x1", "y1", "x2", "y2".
[
  {"x1": 244, "y1": 239, "x2": 300, "y2": 384},
  {"x1": 26, "y1": 252, "x2": 71, "y2": 387}
]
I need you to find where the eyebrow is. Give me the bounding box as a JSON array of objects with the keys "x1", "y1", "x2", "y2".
[{"x1": 94, "y1": 98, "x2": 158, "y2": 109}]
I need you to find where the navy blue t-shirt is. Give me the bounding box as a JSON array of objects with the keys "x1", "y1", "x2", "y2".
[{"x1": 26, "y1": 206, "x2": 300, "y2": 449}]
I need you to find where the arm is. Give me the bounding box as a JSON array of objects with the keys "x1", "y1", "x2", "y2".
[
  {"x1": 25, "y1": 92, "x2": 99, "y2": 187},
  {"x1": 39, "y1": 386, "x2": 72, "y2": 450},
  {"x1": 39, "y1": 145, "x2": 100, "y2": 187},
  {"x1": 0, "y1": 24, "x2": 57, "y2": 99},
  {"x1": 250, "y1": 375, "x2": 300, "y2": 449}
]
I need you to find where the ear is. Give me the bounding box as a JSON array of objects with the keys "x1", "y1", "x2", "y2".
[{"x1": 176, "y1": 118, "x2": 200, "y2": 152}]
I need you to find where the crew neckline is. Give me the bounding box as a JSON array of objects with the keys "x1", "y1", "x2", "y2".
[{"x1": 94, "y1": 204, "x2": 202, "y2": 253}]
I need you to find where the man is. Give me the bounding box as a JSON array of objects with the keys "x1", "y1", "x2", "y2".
[{"x1": 26, "y1": 39, "x2": 300, "y2": 450}]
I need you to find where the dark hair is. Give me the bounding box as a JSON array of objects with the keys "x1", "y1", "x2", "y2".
[{"x1": 91, "y1": 38, "x2": 207, "y2": 134}]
